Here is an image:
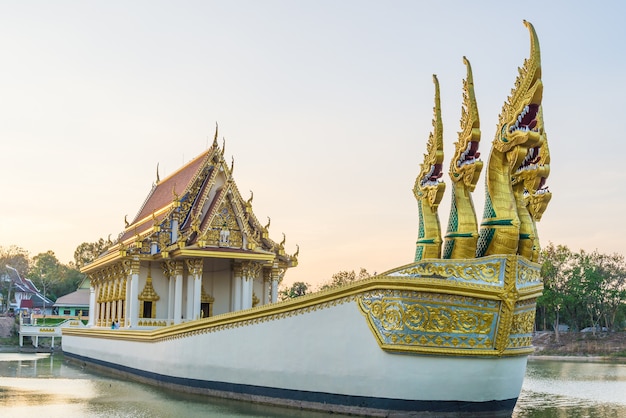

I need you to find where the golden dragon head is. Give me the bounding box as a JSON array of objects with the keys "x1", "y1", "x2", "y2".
[
  {"x1": 494, "y1": 20, "x2": 543, "y2": 172},
  {"x1": 414, "y1": 74, "x2": 446, "y2": 211},
  {"x1": 514, "y1": 106, "x2": 552, "y2": 221},
  {"x1": 449, "y1": 57, "x2": 483, "y2": 191}
]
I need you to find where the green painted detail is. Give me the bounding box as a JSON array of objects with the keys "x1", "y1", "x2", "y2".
[
  {"x1": 445, "y1": 188, "x2": 459, "y2": 234},
  {"x1": 481, "y1": 184, "x2": 496, "y2": 219},
  {"x1": 416, "y1": 239, "x2": 436, "y2": 244},
  {"x1": 442, "y1": 239, "x2": 454, "y2": 259},
  {"x1": 481, "y1": 219, "x2": 514, "y2": 226},
  {"x1": 414, "y1": 246, "x2": 424, "y2": 262},
  {"x1": 476, "y1": 227, "x2": 495, "y2": 257},
  {"x1": 519, "y1": 233, "x2": 531, "y2": 239},
  {"x1": 445, "y1": 233, "x2": 474, "y2": 238}
]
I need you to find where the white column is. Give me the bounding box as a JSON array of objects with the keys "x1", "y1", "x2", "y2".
[
  {"x1": 88, "y1": 286, "x2": 96, "y2": 326},
  {"x1": 128, "y1": 259, "x2": 140, "y2": 328},
  {"x1": 168, "y1": 275, "x2": 175, "y2": 324},
  {"x1": 271, "y1": 264, "x2": 284, "y2": 304},
  {"x1": 194, "y1": 276, "x2": 202, "y2": 319},
  {"x1": 186, "y1": 270, "x2": 194, "y2": 320},
  {"x1": 262, "y1": 269, "x2": 271, "y2": 305},
  {"x1": 174, "y1": 263, "x2": 183, "y2": 324},
  {"x1": 185, "y1": 259, "x2": 203, "y2": 320},
  {"x1": 271, "y1": 278, "x2": 279, "y2": 303},
  {"x1": 240, "y1": 275, "x2": 248, "y2": 310},
  {"x1": 233, "y1": 262, "x2": 242, "y2": 311},
  {"x1": 263, "y1": 279, "x2": 270, "y2": 305},
  {"x1": 125, "y1": 277, "x2": 131, "y2": 327}
]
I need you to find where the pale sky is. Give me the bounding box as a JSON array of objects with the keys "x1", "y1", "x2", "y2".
[{"x1": 1, "y1": 1, "x2": 625, "y2": 288}]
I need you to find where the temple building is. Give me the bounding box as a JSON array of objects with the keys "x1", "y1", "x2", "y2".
[{"x1": 82, "y1": 130, "x2": 298, "y2": 328}]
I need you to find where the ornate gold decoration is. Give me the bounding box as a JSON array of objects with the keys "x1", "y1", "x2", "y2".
[
  {"x1": 443, "y1": 57, "x2": 483, "y2": 259},
  {"x1": 413, "y1": 75, "x2": 445, "y2": 261},
  {"x1": 203, "y1": 200, "x2": 243, "y2": 248},
  {"x1": 476, "y1": 21, "x2": 545, "y2": 257},
  {"x1": 361, "y1": 255, "x2": 540, "y2": 356},
  {"x1": 138, "y1": 273, "x2": 160, "y2": 319}
]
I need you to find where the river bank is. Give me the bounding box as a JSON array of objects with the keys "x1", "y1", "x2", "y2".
[{"x1": 532, "y1": 330, "x2": 626, "y2": 360}]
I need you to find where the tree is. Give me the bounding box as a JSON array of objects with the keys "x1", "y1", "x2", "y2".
[
  {"x1": 318, "y1": 268, "x2": 371, "y2": 291},
  {"x1": 573, "y1": 250, "x2": 626, "y2": 334},
  {"x1": 74, "y1": 238, "x2": 111, "y2": 269},
  {"x1": 0, "y1": 246, "x2": 30, "y2": 312},
  {"x1": 28, "y1": 251, "x2": 62, "y2": 311},
  {"x1": 537, "y1": 243, "x2": 574, "y2": 342},
  {"x1": 279, "y1": 281, "x2": 311, "y2": 300}
]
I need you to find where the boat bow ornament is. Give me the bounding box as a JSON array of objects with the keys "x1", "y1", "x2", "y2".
[{"x1": 364, "y1": 20, "x2": 550, "y2": 357}]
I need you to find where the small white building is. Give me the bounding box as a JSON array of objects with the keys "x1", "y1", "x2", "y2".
[{"x1": 82, "y1": 131, "x2": 298, "y2": 328}]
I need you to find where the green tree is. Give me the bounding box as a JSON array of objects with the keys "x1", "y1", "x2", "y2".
[
  {"x1": 537, "y1": 243, "x2": 574, "y2": 342},
  {"x1": 318, "y1": 268, "x2": 371, "y2": 291},
  {"x1": 573, "y1": 250, "x2": 626, "y2": 333},
  {"x1": 279, "y1": 281, "x2": 311, "y2": 300},
  {"x1": 0, "y1": 246, "x2": 31, "y2": 312},
  {"x1": 28, "y1": 251, "x2": 62, "y2": 310},
  {"x1": 74, "y1": 238, "x2": 111, "y2": 269}
]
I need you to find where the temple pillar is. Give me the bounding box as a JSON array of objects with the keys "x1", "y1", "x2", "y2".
[
  {"x1": 233, "y1": 262, "x2": 242, "y2": 311},
  {"x1": 263, "y1": 269, "x2": 271, "y2": 305},
  {"x1": 165, "y1": 261, "x2": 183, "y2": 324},
  {"x1": 168, "y1": 275, "x2": 175, "y2": 324},
  {"x1": 124, "y1": 273, "x2": 131, "y2": 326},
  {"x1": 186, "y1": 272, "x2": 194, "y2": 320},
  {"x1": 271, "y1": 263, "x2": 284, "y2": 304},
  {"x1": 88, "y1": 286, "x2": 96, "y2": 326},
  {"x1": 163, "y1": 261, "x2": 179, "y2": 325},
  {"x1": 186, "y1": 259, "x2": 203, "y2": 320},
  {"x1": 241, "y1": 261, "x2": 260, "y2": 310},
  {"x1": 128, "y1": 258, "x2": 140, "y2": 328}
]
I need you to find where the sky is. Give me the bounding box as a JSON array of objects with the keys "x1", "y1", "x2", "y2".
[{"x1": 1, "y1": 1, "x2": 625, "y2": 288}]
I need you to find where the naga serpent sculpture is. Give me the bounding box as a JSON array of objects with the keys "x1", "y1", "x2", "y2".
[
  {"x1": 413, "y1": 74, "x2": 446, "y2": 261},
  {"x1": 414, "y1": 20, "x2": 550, "y2": 262},
  {"x1": 443, "y1": 56, "x2": 483, "y2": 259}
]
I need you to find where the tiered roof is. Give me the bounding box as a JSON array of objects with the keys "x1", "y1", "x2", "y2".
[{"x1": 83, "y1": 127, "x2": 298, "y2": 273}]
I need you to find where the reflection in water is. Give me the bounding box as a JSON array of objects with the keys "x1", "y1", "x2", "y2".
[
  {"x1": 1, "y1": 353, "x2": 625, "y2": 417},
  {"x1": 513, "y1": 359, "x2": 626, "y2": 418},
  {"x1": 0, "y1": 353, "x2": 345, "y2": 418}
]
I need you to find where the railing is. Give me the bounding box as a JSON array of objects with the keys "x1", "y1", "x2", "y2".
[{"x1": 18, "y1": 317, "x2": 88, "y2": 348}]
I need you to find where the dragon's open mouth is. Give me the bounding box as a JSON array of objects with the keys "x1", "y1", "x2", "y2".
[
  {"x1": 508, "y1": 104, "x2": 539, "y2": 133},
  {"x1": 456, "y1": 141, "x2": 481, "y2": 168},
  {"x1": 420, "y1": 163, "x2": 443, "y2": 187},
  {"x1": 518, "y1": 146, "x2": 541, "y2": 172},
  {"x1": 535, "y1": 177, "x2": 549, "y2": 194}
]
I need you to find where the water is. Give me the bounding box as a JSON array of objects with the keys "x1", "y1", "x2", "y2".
[
  {"x1": 513, "y1": 359, "x2": 626, "y2": 417},
  {"x1": 1, "y1": 353, "x2": 625, "y2": 417}
]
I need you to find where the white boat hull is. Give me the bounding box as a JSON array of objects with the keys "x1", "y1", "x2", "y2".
[{"x1": 64, "y1": 256, "x2": 539, "y2": 416}]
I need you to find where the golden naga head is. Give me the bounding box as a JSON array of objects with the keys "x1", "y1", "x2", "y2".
[
  {"x1": 414, "y1": 74, "x2": 446, "y2": 210},
  {"x1": 515, "y1": 106, "x2": 552, "y2": 221},
  {"x1": 449, "y1": 57, "x2": 483, "y2": 191},
  {"x1": 495, "y1": 20, "x2": 543, "y2": 171}
]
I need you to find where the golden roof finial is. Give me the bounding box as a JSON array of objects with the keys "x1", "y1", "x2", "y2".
[
  {"x1": 212, "y1": 122, "x2": 219, "y2": 148},
  {"x1": 124, "y1": 215, "x2": 130, "y2": 228},
  {"x1": 264, "y1": 216, "x2": 271, "y2": 230},
  {"x1": 156, "y1": 162, "x2": 160, "y2": 183}
]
